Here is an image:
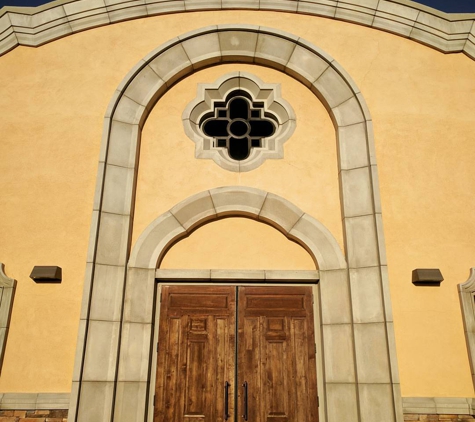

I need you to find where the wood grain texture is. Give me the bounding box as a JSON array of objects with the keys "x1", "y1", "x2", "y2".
[
  {"x1": 238, "y1": 287, "x2": 318, "y2": 422},
  {"x1": 155, "y1": 286, "x2": 318, "y2": 422},
  {"x1": 155, "y1": 286, "x2": 235, "y2": 422}
]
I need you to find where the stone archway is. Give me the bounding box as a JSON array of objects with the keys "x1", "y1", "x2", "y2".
[
  {"x1": 129, "y1": 187, "x2": 345, "y2": 270},
  {"x1": 70, "y1": 26, "x2": 402, "y2": 422},
  {"x1": 127, "y1": 186, "x2": 345, "y2": 422}
]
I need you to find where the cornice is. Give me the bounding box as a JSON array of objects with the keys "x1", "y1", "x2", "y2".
[{"x1": 0, "y1": 0, "x2": 474, "y2": 59}]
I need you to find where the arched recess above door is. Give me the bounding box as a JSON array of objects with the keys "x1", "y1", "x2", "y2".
[{"x1": 159, "y1": 217, "x2": 317, "y2": 271}]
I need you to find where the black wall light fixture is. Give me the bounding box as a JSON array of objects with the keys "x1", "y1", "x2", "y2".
[
  {"x1": 412, "y1": 268, "x2": 444, "y2": 286},
  {"x1": 30, "y1": 266, "x2": 62, "y2": 283}
]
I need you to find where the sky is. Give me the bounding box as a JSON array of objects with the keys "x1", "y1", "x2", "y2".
[{"x1": 0, "y1": 0, "x2": 474, "y2": 13}]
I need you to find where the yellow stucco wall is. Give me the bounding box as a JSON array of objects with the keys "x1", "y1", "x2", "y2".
[
  {"x1": 0, "y1": 10, "x2": 474, "y2": 398},
  {"x1": 159, "y1": 218, "x2": 316, "y2": 270},
  {"x1": 133, "y1": 63, "x2": 341, "y2": 265}
]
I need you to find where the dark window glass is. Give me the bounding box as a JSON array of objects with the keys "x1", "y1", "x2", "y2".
[{"x1": 199, "y1": 91, "x2": 277, "y2": 161}]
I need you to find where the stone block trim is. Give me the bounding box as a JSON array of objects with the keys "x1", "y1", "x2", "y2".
[
  {"x1": 0, "y1": 264, "x2": 16, "y2": 375},
  {"x1": 1, "y1": 393, "x2": 472, "y2": 422},
  {"x1": 155, "y1": 268, "x2": 320, "y2": 281},
  {"x1": 402, "y1": 397, "x2": 475, "y2": 416},
  {"x1": 0, "y1": 394, "x2": 69, "y2": 411},
  {"x1": 0, "y1": 0, "x2": 475, "y2": 59},
  {"x1": 129, "y1": 187, "x2": 346, "y2": 271},
  {"x1": 459, "y1": 269, "x2": 475, "y2": 391},
  {"x1": 3, "y1": 394, "x2": 475, "y2": 413},
  {"x1": 404, "y1": 417, "x2": 475, "y2": 421}
]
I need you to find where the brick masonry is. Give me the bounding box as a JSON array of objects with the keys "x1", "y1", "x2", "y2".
[
  {"x1": 0, "y1": 409, "x2": 67, "y2": 422},
  {"x1": 404, "y1": 415, "x2": 475, "y2": 421}
]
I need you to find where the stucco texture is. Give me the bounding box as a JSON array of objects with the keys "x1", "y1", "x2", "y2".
[
  {"x1": 0, "y1": 10, "x2": 474, "y2": 398},
  {"x1": 135, "y1": 63, "x2": 339, "y2": 270}
]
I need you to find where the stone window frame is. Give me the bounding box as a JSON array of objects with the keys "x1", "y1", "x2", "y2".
[
  {"x1": 459, "y1": 268, "x2": 475, "y2": 390},
  {"x1": 182, "y1": 72, "x2": 296, "y2": 172},
  {"x1": 69, "y1": 26, "x2": 402, "y2": 422},
  {"x1": 0, "y1": 263, "x2": 16, "y2": 375}
]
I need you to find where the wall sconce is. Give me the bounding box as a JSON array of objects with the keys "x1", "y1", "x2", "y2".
[
  {"x1": 30, "y1": 266, "x2": 62, "y2": 283},
  {"x1": 412, "y1": 268, "x2": 443, "y2": 286}
]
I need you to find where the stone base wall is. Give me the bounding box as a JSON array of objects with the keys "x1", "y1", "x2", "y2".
[
  {"x1": 1, "y1": 410, "x2": 474, "y2": 422},
  {"x1": 0, "y1": 410, "x2": 472, "y2": 422},
  {"x1": 404, "y1": 415, "x2": 475, "y2": 421},
  {"x1": 0, "y1": 409, "x2": 67, "y2": 421}
]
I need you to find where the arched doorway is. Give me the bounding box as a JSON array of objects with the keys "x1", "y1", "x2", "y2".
[{"x1": 71, "y1": 26, "x2": 401, "y2": 422}]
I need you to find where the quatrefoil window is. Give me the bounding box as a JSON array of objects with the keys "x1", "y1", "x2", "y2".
[
  {"x1": 201, "y1": 91, "x2": 277, "y2": 161},
  {"x1": 183, "y1": 72, "x2": 296, "y2": 172}
]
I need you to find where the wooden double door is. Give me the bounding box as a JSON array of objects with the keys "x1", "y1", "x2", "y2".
[{"x1": 154, "y1": 285, "x2": 319, "y2": 422}]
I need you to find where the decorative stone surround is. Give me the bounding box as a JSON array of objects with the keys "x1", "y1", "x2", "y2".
[
  {"x1": 70, "y1": 26, "x2": 399, "y2": 422},
  {"x1": 0, "y1": 393, "x2": 70, "y2": 410},
  {"x1": 3, "y1": 393, "x2": 475, "y2": 415},
  {"x1": 0, "y1": 264, "x2": 15, "y2": 375},
  {"x1": 403, "y1": 397, "x2": 475, "y2": 416},
  {"x1": 156, "y1": 268, "x2": 320, "y2": 281},
  {"x1": 0, "y1": 0, "x2": 474, "y2": 59},
  {"x1": 183, "y1": 72, "x2": 295, "y2": 172},
  {"x1": 459, "y1": 269, "x2": 475, "y2": 390},
  {"x1": 123, "y1": 187, "x2": 396, "y2": 422},
  {"x1": 129, "y1": 187, "x2": 346, "y2": 270}
]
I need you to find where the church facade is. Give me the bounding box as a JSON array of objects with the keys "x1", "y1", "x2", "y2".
[{"x1": 0, "y1": 1, "x2": 475, "y2": 421}]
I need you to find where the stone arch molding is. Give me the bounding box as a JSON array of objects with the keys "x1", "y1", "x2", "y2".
[
  {"x1": 1, "y1": 0, "x2": 475, "y2": 59},
  {"x1": 70, "y1": 26, "x2": 403, "y2": 422},
  {"x1": 0, "y1": 263, "x2": 15, "y2": 374},
  {"x1": 459, "y1": 268, "x2": 475, "y2": 391},
  {"x1": 129, "y1": 186, "x2": 346, "y2": 270}
]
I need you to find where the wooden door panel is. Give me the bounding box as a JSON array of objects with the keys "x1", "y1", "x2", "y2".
[
  {"x1": 155, "y1": 286, "x2": 235, "y2": 422},
  {"x1": 155, "y1": 316, "x2": 182, "y2": 421},
  {"x1": 155, "y1": 285, "x2": 318, "y2": 422},
  {"x1": 240, "y1": 316, "x2": 260, "y2": 422},
  {"x1": 264, "y1": 338, "x2": 290, "y2": 421},
  {"x1": 292, "y1": 317, "x2": 316, "y2": 421},
  {"x1": 184, "y1": 337, "x2": 207, "y2": 418},
  {"x1": 167, "y1": 291, "x2": 233, "y2": 316},
  {"x1": 238, "y1": 286, "x2": 318, "y2": 422},
  {"x1": 244, "y1": 296, "x2": 307, "y2": 317}
]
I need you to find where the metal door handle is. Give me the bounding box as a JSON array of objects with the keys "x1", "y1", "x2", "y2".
[
  {"x1": 224, "y1": 381, "x2": 230, "y2": 421},
  {"x1": 242, "y1": 381, "x2": 248, "y2": 421}
]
